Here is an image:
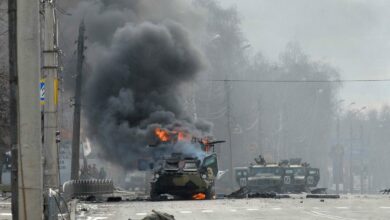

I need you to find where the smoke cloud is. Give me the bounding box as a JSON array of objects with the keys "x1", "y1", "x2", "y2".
[{"x1": 62, "y1": 0, "x2": 212, "y2": 168}]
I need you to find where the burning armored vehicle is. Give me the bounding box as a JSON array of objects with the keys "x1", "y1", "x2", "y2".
[
  {"x1": 150, "y1": 152, "x2": 218, "y2": 200},
  {"x1": 235, "y1": 155, "x2": 320, "y2": 193},
  {"x1": 150, "y1": 128, "x2": 224, "y2": 200}
]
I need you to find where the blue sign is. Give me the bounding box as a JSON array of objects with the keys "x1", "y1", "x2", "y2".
[{"x1": 40, "y1": 79, "x2": 45, "y2": 105}]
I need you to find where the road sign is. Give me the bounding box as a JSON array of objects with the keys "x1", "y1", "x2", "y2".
[{"x1": 40, "y1": 79, "x2": 45, "y2": 105}]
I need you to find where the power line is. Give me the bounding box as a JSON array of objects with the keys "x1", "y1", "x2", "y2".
[
  {"x1": 203, "y1": 79, "x2": 390, "y2": 83},
  {"x1": 54, "y1": 4, "x2": 72, "y2": 16}
]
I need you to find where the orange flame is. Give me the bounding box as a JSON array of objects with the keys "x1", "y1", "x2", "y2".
[
  {"x1": 177, "y1": 131, "x2": 191, "y2": 141},
  {"x1": 155, "y1": 128, "x2": 170, "y2": 142},
  {"x1": 192, "y1": 193, "x2": 206, "y2": 200},
  {"x1": 154, "y1": 128, "x2": 193, "y2": 143},
  {"x1": 202, "y1": 138, "x2": 211, "y2": 152}
]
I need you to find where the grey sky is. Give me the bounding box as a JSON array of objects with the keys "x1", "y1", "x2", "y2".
[{"x1": 220, "y1": 0, "x2": 390, "y2": 110}]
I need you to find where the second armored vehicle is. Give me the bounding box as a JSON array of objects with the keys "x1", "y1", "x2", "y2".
[
  {"x1": 246, "y1": 163, "x2": 284, "y2": 192},
  {"x1": 235, "y1": 155, "x2": 320, "y2": 193}
]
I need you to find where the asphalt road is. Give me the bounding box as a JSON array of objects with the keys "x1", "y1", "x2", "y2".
[
  {"x1": 1, "y1": 195, "x2": 390, "y2": 220},
  {"x1": 76, "y1": 195, "x2": 390, "y2": 220}
]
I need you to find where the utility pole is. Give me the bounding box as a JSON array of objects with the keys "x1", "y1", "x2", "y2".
[
  {"x1": 71, "y1": 21, "x2": 85, "y2": 180},
  {"x1": 277, "y1": 109, "x2": 283, "y2": 161},
  {"x1": 349, "y1": 119, "x2": 353, "y2": 194},
  {"x1": 8, "y1": 0, "x2": 18, "y2": 218},
  {"x1": 348, "y1": 102, "x2": 355, "y2": 194},
  {"x1": 42, "y1": 1, "x2": 60, "y2": 219},
  {"x1": 335, "y1": 99, "x2": 344, "y2": 194},
  {"x1": 224, "y1": 80, "x2": 234, "y2": 187},
  {"x1": 15, "y1": 0, "x2": 43, "y2": 218},
  {"x1": 359, "y1": 123, "x2": 364, "y2": 194},
  {"x1": 349, "y1": 106, "x2": 366, "y2": 194},
  {"x1": 42, "y1": 0, "x2": 60, "y2": 190},
  {"x1": 256, "y1": 99, "x2": 262, "y2": 154},
  {"x1": 336, "y1": 114, "x2": 340, "y2": 194}
]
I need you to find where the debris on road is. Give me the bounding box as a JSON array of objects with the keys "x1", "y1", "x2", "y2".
[
  {"x1": 226, "y1": 187, "x2": 290, "y2": 199},
  {"x1": 107, "y1": 196, "x2": 122, "y2": 202},
  {"x1": 126, "y1": 196, "x2": 149, "y2": 202},
  {"x1": 226, "y1": 187, "x2": 249, "y2": 199},
  {"x1": 129, "y1": 210, "x2": 175, "y2": 220},
  {"x1": 306, "y1": 194, "x2": 340, "y2": 199},
  {"x1": 310, "y1": 188, "x2": 327, "y2": 194}
]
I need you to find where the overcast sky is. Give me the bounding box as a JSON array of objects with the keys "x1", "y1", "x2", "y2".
[{"x1": 220, "y1": 0, "x2": 390, "y2": 110}]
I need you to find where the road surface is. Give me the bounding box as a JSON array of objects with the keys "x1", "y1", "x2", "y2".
[
  {"x1": 1, "y1": 195, "x2": 390, "y2": 219},
  {"x1": 76, "y1": 195, "x2": 390, "y2": 220}
]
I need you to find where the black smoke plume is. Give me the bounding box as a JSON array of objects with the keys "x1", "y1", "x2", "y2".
[
  {"x1": 82, "y1": 20, "x2": 210, "y2": 168},
  {"x1": 59, "y1": 0, "x2": 214, "y2": 169}
]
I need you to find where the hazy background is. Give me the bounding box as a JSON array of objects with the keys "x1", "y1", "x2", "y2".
[{"x1": 220, "y1": 0, "x2": 390, "y2": 109}]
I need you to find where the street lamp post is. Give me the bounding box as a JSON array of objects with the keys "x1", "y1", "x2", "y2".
[
  {"x1": 347, "y1": 102, "x2": 355, "y2": 194},
  {"x1": 335, "y1": 99, "x2": 344, "y2": 194},
  {"x1": 358, "y1": 107, "x2": 366, "y2": 194},
  {"x1": 349, "y1": 106, "x2": 366, "y2": 194}
]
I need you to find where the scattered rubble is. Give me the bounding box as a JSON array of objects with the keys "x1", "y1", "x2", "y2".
[
  {"x1": 310, "y1": 188, "x2": 327, "y2": 194},
  {"x1": 226, "y1": 187, "x2": 290, "y2": 199},
  {"x1": 129, "y1": 210, "x2": 175, "y2": 220},
  {"x1": 226, "y1": 187, "x2": 249, "y2": 199},
  {"x1": 126, "y1": 196, "x2": 149, "y2": 202},
  {"x1": 306, "y1": 194, "x2": 340, "y2": 199},
  {"x1": 107, "y1": 196, "x2": 122, "y2": 202}
]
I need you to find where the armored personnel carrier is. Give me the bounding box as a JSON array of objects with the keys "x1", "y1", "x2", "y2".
[
  {"x1": 149, "y1": 128, "x2": 224, "y2": 200},
  {"x1": 234, "y1": 155, "x2": 320, "y2": 193},
  {"x1": 150, "y1": 152, "x2": 218, "y2": 200},
  {"x1": 280, "y1": 158, "x2": 320, "y2": 193},
  {"x1": 246, "y1": 163, "x2": 284, "y2": 192}
]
